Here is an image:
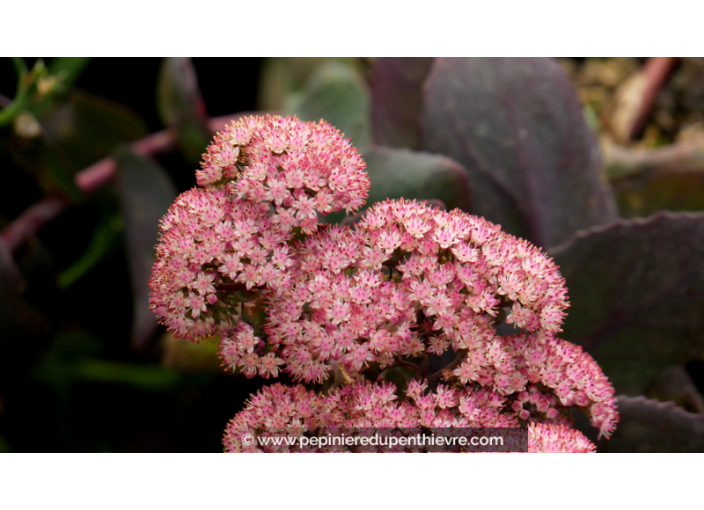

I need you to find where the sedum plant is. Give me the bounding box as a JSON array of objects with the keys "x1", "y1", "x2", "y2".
[
  {"x1": 6, "y1": 58, "x2": 704, "y2": 452},
  {"x1": 149, "y1": 114, "x2": 618, "y2": 452}
]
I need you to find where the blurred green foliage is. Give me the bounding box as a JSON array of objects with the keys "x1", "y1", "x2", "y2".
[{"x1": 57, "y1": 208, "x2": 123, "y2": 288}]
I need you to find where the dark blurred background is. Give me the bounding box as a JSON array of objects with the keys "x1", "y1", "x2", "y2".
[{"x1": 0, "y1": 58, "x2": 272, "y2": 452}]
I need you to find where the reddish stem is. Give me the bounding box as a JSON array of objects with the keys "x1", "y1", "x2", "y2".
[
  {"x1": 393, "y1": 355, "x2": 422, "y2": 376},
  {"x1": 1, "y1": 113, "x2": 250, "y2": 253},
  {"x1": 1, "y1": 196, "x2": 66, "y2": 253},
  {"x1": 629, "y1": 57, "x2": 679, "y2": 141}
]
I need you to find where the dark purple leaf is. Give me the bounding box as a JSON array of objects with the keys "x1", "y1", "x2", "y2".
[
  {"x1": 645, "y1": 365, "x2": 704, "y2": 414},
  {"x1": 421, "y1": 57, "x2": 618, "y2": 248},
  {"x1": 157, "y1": 57, "x2": 211, "y2": 164},
  {"x1": 115, "y1": 150, "x2": 177, "y2": 349},
  {"x1": 595, "y1": 396, "x2": 704, "y2": 452},
  {"x1": 371, "y1": 58, "x2": 434, "y2": 149},
  {"x1": 550, "y1": 212, "x2": 704, "y2": 394}
]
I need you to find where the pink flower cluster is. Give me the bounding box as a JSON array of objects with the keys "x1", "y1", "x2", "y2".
[
  {"x1": 197, "y1": 115, "x2": 369, "y2": 233},
  {"x1": 150, "y1": 188, "x2": 288, "y2": 341},
  {"x1": 528, "y1": 423, "x2": 596, "y2": 453},
  {"x1": 499, "y1": 334, "x2": 618, "y2": 439},
  {"x1": 149, "y1": 115, "x2": 618, "y2": 453},
  {"x1": 223, "y1": 382, "x2": 595, "y2": 453},
  {"x1": 150, "y1": 115, "x2": 369, "y2": 341},
  {"x1": 238, "y1": 199, "x2": 569, "y2": 384}
]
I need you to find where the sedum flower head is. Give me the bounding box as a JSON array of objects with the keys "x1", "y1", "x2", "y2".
[
  {"x1": 151, "y1": 115, "x2": 370, "y2": 343},
  {"x1": 149, "y1": 186, "x2": 302, "y2": 345},
  {"x1": 499, "y1": 333, "x2": 618, "y2": 439},
  {"x1": 446, "y1": 332, "x2": 618, "y2": 438},
  {"x1": 149, "y1": 187, "x2": 284, "y2": 341},
  {"x1": 528, "y1": 422, "x2": 596, "y2": 453},
  {"x1": 223, "y1": 381, "x2": 520, "y2": 453},
  {"x1": 150, "y1": 115, "x2": 619, "y2": 452},
  {"x1": 253, "y1": 199, "x2": 569, "y2": 383},
  {"x1": 222, "y1": 382, "x2": 597, "y2": 453},
  {"x1": 197, "y1": 114, "x2": 370, "y2": 233}
]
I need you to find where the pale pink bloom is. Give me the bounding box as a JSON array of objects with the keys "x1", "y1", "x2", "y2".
[
  {"x1": 528, "y1": 423, "x2": 596, "y2": 453},
  {"x1": 224, "y1": 381, "x2": 597, "y2": 452},
  {"x1": 150, "y1": 187, "x2": 286, "y2": 342},
  {"x1": 451, "y1": 333, "x2": 619, "y2": 439},
  {"x1": 262, "y1": 199, "x2": 571, "y2": 385},
  {"x1": 155, "y1": 131, "x2": 617, "y2": 452},
  {"x1": 197, "y1": 114, "x2": 370, "y2": 223},
  {"x1": 514, "y1": 334, "x2": 617, "y2": 438},
  {"x1": 258, "y1": 353, "x2": 285, "y2": 378},
  {"x1": 223, "y1": 381, "x2": 528, "y2": 453}
]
